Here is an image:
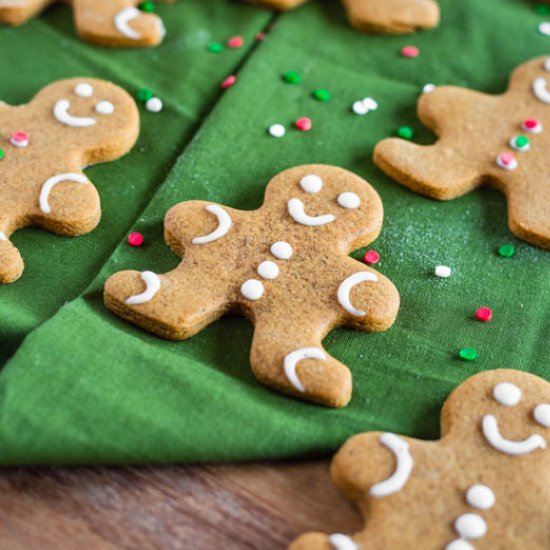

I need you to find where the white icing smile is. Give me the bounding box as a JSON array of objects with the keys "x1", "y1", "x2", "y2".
[
  {"x1": 533, "y1": 77, "x2": 550, "y2": 104},
  {"x1": 125, "y1": 271, "x2": 161, "y2": 305},
  {"x1": 54, "y1": 99, "x2": 96, "y2": 128},
  {"x1": 337, "y1": 271, "x2": 378, "y2": 317},
  {"x1": 288, "y1": 198, "x2": 336, "y2": 226},
  {"x1": 370, "y1": 433, "x2": 413, "y2": 497},
  {"x1": 192, "y1": 205, "x2": 232, "y2": 244},
  {"x1": 482, "y1": 414, "x2": 546, "y2": 455},
  {"x1": 284, "y1": 347, "x2": 327, "y2": 393}
]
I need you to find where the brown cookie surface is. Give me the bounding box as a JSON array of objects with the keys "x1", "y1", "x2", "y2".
[
  {"x1": 104, "y1": 165, "x2": 400, "y2": 408},
  {"x1": 245, "y1": 0, "x2": 439, "y2": 34},
  {"x1": 290, "y1": 369, "x2": 550, "y2": 549},
  {"x1": 0, "y1": 78, "x2": 139, "y2": 284},
  {"x1": 374, "y1": 56, "x2": 550, "y2": 250},
  {"x1": 0, "y1": 0, "x2": 173, "y2": 47}
]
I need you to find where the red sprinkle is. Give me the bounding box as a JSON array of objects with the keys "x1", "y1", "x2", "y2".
[
  {"x1": 522, "y1": 118, "x2": 541, "y2": 132},
  {"x1": 10, "y1": 131, "x2": 29, "y2": 146},
  {"x1": 363, "y1": 250, "x2": 380, "y2": 265},
  {"x1": 476, "y1": 307, "x2": 493, "y2": 323},
  {"x1": 227, "y1": 36, "x2": 244, "y2": 48},
  {"x1": 221, "y1": 75, "x2": 237, "y2": 89},
  {"x1": 128, "y1": 232, "x2": 144, "y2": 247},
  {"x1": 295, "y1": 117, "x2": 312, "y2": 132},
  {"x1": 401, "y1": 45, "x2": 419, "y2": 58}
]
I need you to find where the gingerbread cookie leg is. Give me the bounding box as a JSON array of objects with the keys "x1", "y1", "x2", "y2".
[
  {"x1": 341, "y1": 0, "x2": 440, "y2": 34},
  {"x1": 72, "y1": 0, "x2": 167, "y2": 47},
  {"x1": 0, "y1": 0, "x2": 50, "y2": 26},
  {"x1": 0, "y1": 232, "x2": 24, "y2": 284}
]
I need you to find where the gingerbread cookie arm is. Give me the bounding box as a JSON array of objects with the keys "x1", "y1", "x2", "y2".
[
  {"x1": 341, "y1": 0, "x2": 440, "y2": 34},
  {"x1": 0, "y1": 0, "x2": 50, "y2": 26},
  {"x1": 0, "y1": 236, "x2": 24, "y2": 284},
  {"x1": 250, "y1": 316, "x2": 353, "y2": 408},
  {"x1": 72, "y1": 0, "x2": 166, "y2": 47}
]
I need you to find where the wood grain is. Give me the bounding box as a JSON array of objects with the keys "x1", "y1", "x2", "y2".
[{"x1": 0, "y1": 461, "x2": 362, "y2": 549}]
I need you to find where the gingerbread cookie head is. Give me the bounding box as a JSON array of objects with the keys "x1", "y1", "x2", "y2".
[
  {"x1": 105, "y1": 165, "x2": 399, "y2": 407},
  {"x1": 375, "y1": 56, "x2": 550, "y2": 250},
  {"x1": 0, "y1": 0, "x2": 173, "y2": 47},
  {"x1": 290, "y1": 369, "x2": 550, "y2": 549},
  {"x1": 0, "y1": 77, "x2": 139, "y2": 284}
]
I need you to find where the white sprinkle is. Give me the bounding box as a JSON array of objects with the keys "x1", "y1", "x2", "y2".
[
  {"x1": 362, "y1": 97, "x2": 378, "y2": 110},
  {"x1": 423, "y1": 83, "x2": 436, "y2": 93},
  {"x1": 146, "y1": 97, "x2": 163, "y2": 113},
  {"x1": 435, "y1": 265, "x2": 452, "y2": 278},
  {"x1": 352, "y1": 96, "x2": 378, "y2": 115},
  {"x1": 268, "y1": 123, "x2": 285, "y2": 138},
  {"x1": 538, "y1": 22, "x2": 550, "y2": 36}
]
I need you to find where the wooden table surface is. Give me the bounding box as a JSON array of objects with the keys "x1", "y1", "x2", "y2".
[{"x1": 0, "y1": 461, "x2": 361, "y2": 549}]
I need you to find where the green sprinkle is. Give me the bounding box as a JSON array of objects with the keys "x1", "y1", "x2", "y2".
[
  {"x1": 534, "y1": 3, "x2": 550, "y2": 15},
  {"x1": 282, "y1": 70, "x2": 301, "y2": 84},
  {"x1": 397, "y1": 126, "x2": 414, "y2": 140},
  {"x1": 208, "y1": 42, "x2": 224, "y2": 53},
  {"x1": 139, "y1": 1, "x2": 156, "y2": 12},
  {"x1": 312, "y1": 89, "x2": 331, "y2": 102},
  {"x1": 498, "y1": 244, "x2": 515, "y2": 258},
  {"x1": 0, "y1": 149, "x2": 4, "y2": 160},
  {"x1": 514, "y1": 135, "x2": 529, "y2": 149},
  {"x1": 136, "y1": 88, "x2": 154, "y2": 103},
  {"x1": 459, "y1": 347, "x2": 478, "y2": 362}
]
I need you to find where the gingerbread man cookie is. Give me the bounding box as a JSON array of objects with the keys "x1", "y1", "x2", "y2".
[
  {"x1": 104, "y1": 165, "x2": 400, "y2": 407},
  {"x1": 0, "y1": 0, "x2": 173, "y2": 47},
  {"x1": 290, "y1": 369, "x2": 550, "y2": 549},
  {"x1": 375, "y1": 56, "x2": 550, "y2": 250},
  {"x1": 245, "y1": 0, "x2": 439, "y2": 34},
  {"x1": 0, "y1": 78, "x2": 139, "y2": 284}
]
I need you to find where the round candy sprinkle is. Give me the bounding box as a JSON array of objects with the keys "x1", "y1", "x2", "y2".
[
  {"x1": 295, "y1": 117, "x2": 312, "y2": 132},
  {"x1": 0, "y1": 149, "x2": 4, "y2": 160},
  {"x1": 496, "y1": 152, "x2": 517, "y2": 171},
  {"x1": 510, "y1": 135, "x2": 530, "y2": 152},
  {"x1": 538, "y1": 22, "x2": 550, "y2": 36},
  {"x1": 268, "y1": 123, "x2": 286, "y2": 138},
  {"x1": 352, "y1": 101, "x2": 369, "y2": 115},
  {"x1": 363, "y1": 250, "x2": 380, "y2": 265},
  {"x1": 459, "y1": 347, "x2": 478, "y2": 362},
  {"x1": 10, "y1": 131, "x2": 29, "y2": 148},
  {"x1": 312, "y1": 89, "x2": 331, "y2": 102},
  {"x1": 434, "y1": 265, "x2": 452, "y2": 278},
  {"x1": 227, "y1": 35, "x2": 244, "y2": 48},
  {"x1": 128, "y1": 232, "x2": 144, "y2": 247},
  {"x1": 521, "y1": 118, "x2": 542, "y2": 134},
  {"x1": 476, "y1": 307, "x2": 493, "y2": 322},
  {"x1": 401, "y1": 45, "x2": 419, "y2": 58},
  {"x1": 146, "y1": 97, "x2": 163, "y2": 113},
  {"x1": 423, "y1": 83, "x2": 436, "y2": 93},
  {"x1": 282, "y1": 70, "x2": 301, "y2": 84},
  {"x1": 397, "y1": 126, "x2": 414, "y2": 140},
  {"x1": 498, "y1": 244, "x2": 515, "y2": 258},
  {"x1": 208, "y1": 42, "x2": 224, "y2": 53},
  {"x1": 221, "y1": 75, "x2": 237, "y2": 89},
  {"x1": 137, "y1": 88, "x2": 154, "y2": 102},
  {"x1": 139, "y1": 1, "x2": 155, "y2": 12}
]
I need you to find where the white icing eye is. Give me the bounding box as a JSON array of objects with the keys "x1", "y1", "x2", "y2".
[
  {"x1": 493, "y1": 382, "x2": 521, "y2": 406},
  {"x1": 271, "y1": 241, "x2": 292, "y2": 260},
  {"x1": 300, "y1": 174, "x2": 323, "y2": 194},
  {"x1": 534, "y1": 403, "x2": 550, "y2": 427},
  {"x1": 95, "y1": 101, "x2": 114, "y2": 115},
  {"x1": 454, "y1": 513, "x2": 487, "y2": 540},
  {"x1": 466, "y1": 485, "x2": 495, "y2": 510},
  {"x1": 75, "y1": 83, "x2": 93, "y2": 98},
  {"x1": 257, "y1": 261, "x2": 279, "y2": 280},
  {"x1": 337, "y1": 192, "x2": 361, "y2": 209}
]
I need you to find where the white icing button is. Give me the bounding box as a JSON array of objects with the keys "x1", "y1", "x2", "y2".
[
  {"x1": 493, "y1": 382, "x2": 521, "y2": 406},
  {"x1": 271, "y1": 241, "x2": 293, "y2": 260},
  {"x1": 96, "y1": 101, "x2": 114, "y2": 115},
  {"x1": 454, "y1": 513, "x2": 487, "y2": 540},
  {"x1": 257, "y1": 260, "x2": 279, "y2": 280},
  {"x1": 327, "y1": 533, "x2": 358, "y2": 550},
  {"x1": 534, "y1": 403, "x2": 550, "y2": 428},
  {"x1": 435, "y1": 265, "x2": 452, "y2": 278},
  {"x1": 75, "y1": 83, "x2": 93, "y2": 98},
  {"x1": 445, "y1": 540, "x2": 475, "y2": 550},
  {"x1": 300, "y1": 174, "x2": 323, "y2": 194},
  {"x1": 146, "y1": 97, "x2": 163, "y2": 113},
  {"x1": 496, "y1": 152, "x2": 518, "y2": 170},
  {"x1": 241, "y1": 279, "x2": 264, "y2": 301},
  {"x1": 423, "y1": 83, "x2": 436, "y2": 93},
  {"x1": 268, "y1": 123, "x2": 285, "y2": 138},
  {"x1": 538, "y1": 22, "x2": 550, "y2": 36},
  {"x1": 466, "y1": 484, "x2": 495, "y2": 510},
  {"x1": 337, "y1": 192, "x2": 361, "y2": 209}
]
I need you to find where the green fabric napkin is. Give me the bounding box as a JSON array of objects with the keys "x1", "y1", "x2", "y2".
[{"x1": 1, "y1": 0, "x2": 549, "y2": 465}]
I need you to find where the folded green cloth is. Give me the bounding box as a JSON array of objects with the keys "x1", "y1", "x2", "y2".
[{"x1": 1, "y1": 0, "x2": 549, "y2": 465}]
